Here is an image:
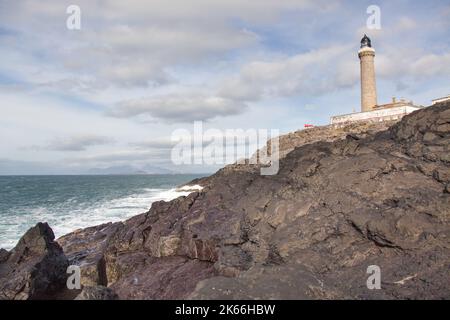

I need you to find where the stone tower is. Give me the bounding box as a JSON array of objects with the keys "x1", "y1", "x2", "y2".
[{"x1": 358, "y1": 34, "x2": 378, "y2": 112}]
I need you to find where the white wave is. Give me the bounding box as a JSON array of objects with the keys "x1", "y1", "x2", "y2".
[
  {"x1": 0, "y1": 185, "x2": 203, "y2": 251},
  {"x1": 176, "y1": 184, "x2": 204, "y2": 192}
]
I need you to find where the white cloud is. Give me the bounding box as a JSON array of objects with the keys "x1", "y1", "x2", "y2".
[
  {"x1": 218, "y1": 45, "x2": 357, "y2": 101},
  {"x1": 64, "y1": 149, "x2": 170, "y2": 166},
  {"x1": 376, "y1": 48, "x2": 450, "y2": 80},
  {"x1": 395, "y1": 17, "x2": 417, "y2": 32},
  {"x1": 409, "y1": 53, "x2": 450, "y2": 77},
  {"x1": 130, "y1": 138, "x2": 175, "y2": 150},
  {"x1": 41, "y1": 135, "x2": 115, "y2": 151},
  {"x1": 0, "y1": 0, "x2": 322, "y2": 91},
  {"x1": 108, "y1": 94, "x2": 247, "y2": 122}
]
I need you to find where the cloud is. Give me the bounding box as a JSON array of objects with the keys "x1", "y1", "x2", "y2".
[
  {"x1": 57, "y1": 25, "x2": 259, "y2": 88},
  {"x1": 0, "y1": 0, "x2": 322, "y2": 91},
  {"x1": 41, "y1": 135, "x2": 115, "y2": 151},
  {"x1": 218, "y1": 45, "x2": 357, "y2": 101},
  {"x1": 107, "y1": 44, "x2": 359, "y2": 124},
  {"x1": 409, "y1": 53, "x2": 450, "y2": 77},
  {"x1": 394, "y1": 17, "x2": 417, "y2": 32},
  {"x1": 130, "y1": 138, "x2": 175, "y2": 150},
  {"x1": 108, "y1": 94, "x2": 247, "y2": 122},
  {"x1": 376, "y1": 48, "x2": 450, "y2": 80},
  {"x1": 64, "y1": 149, "x2": 170, "y2": 166},
  {"x1": 22, "y1": 29, "x2": 450, "y2": 127}
]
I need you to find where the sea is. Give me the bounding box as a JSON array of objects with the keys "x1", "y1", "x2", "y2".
[{"x1": 0, "y1": 174, "x2": 204, "y2": 250}]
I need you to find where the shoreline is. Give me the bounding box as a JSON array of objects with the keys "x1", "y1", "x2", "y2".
[{"x1": 0, "y1": 176, "x2": 205, "y2": 251}]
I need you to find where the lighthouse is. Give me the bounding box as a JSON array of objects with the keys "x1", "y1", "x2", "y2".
[
  {"x1": 330, "y1": 34, "x2": 421, "y2": 125},
  {"x1": 358, "y1": 34, "x2": 378, "y2": 112}
]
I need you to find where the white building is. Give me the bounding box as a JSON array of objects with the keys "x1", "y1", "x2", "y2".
[
  {"x1": 432, "y1": 95, "x2": 450, "y2": 105},
  {"x1": 331, "y1": 101, "x2": 421, "y2": 126}
]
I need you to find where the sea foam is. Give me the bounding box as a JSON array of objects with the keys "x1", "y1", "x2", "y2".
[{"x1": 0, "y1": 184, "x2": 202, "y2": 251}]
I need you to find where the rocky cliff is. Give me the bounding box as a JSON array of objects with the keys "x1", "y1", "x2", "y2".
[{"x1": 1, "y1": 102, "x2": 449, "y2": 300}]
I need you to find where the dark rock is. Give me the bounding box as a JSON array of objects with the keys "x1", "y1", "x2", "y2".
[
  {"x1": 75, "y1": 285, "x2": 118, "y2": 300},
  {"x1": 445, "y1": 183, "x2": 450, "y2": 194},
  {"x1": 0, "y1": 223, "x2": 68, "y2": 300},
  {"x1": 189, "y1": 263, "x2": 345, "y2": 299},
  {"x1": 109, "y1": 256, "x2": 216, "y2": 299},
  {"x1": 58, "y1": 222, "x2": 120, "y2": 287},
  {"x1": 0, "y1": 249, "x2": 10, "y2": 263}
]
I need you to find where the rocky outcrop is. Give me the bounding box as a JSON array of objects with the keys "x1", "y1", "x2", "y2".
[
  {"x1": 58, "y1": 222, "x2": 121, "y2": 288},
  {"x1": 0, "y1": 223, "x2": 68, "y2": 300},
  {"x1": 187, "y1": 104, "x2": 450, "y2": 299},
  {"x1": 75, "y1": 285, "x2": 118, "y2": 300},
  {"x1": 2, "y1": 102, "x2": 449, "y2": 300},
  {"x1": 57, "y1": 195, "x2": 219, "y2": 299}
]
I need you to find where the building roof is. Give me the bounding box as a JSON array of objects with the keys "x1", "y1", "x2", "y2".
[
  {"x1": 375, "y1": 100, "x2": 417, "y2": 110},
  {"x1": 432, "y1": 95, "x2": 450, "y2": 103},
  {"x1": 360, "y1": 34, "x2": 372, "y2": 48}
]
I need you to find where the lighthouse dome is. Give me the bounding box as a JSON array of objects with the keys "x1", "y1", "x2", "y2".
[{"x1": 360, "y1": 34, "x2": 372, "y2": 48}]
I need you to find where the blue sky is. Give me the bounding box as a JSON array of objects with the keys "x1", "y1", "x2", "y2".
[{"x1": 0, "y1": 0, "x2": 449, "y2": 174}]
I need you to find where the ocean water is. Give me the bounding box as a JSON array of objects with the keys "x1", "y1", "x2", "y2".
[{"x1": 0, "y1": 174, "x2": 204, "y2": 250}]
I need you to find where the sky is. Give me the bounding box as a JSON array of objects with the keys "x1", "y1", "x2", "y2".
[{"x1": 0, "y1": 0, "x2": 449, "y2": 174}]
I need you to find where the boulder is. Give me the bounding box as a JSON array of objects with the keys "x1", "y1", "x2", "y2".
[{"x1": 0, "y1": 223, "x2": 68, "y2": 300}]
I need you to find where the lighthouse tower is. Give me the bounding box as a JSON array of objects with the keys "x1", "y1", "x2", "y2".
[
  {"x1": 330, "y1": 34, "x2": 421, "y2": 125},
  {"x1": 358, "y1": 34, "x2": 378, "y2": 112}
]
